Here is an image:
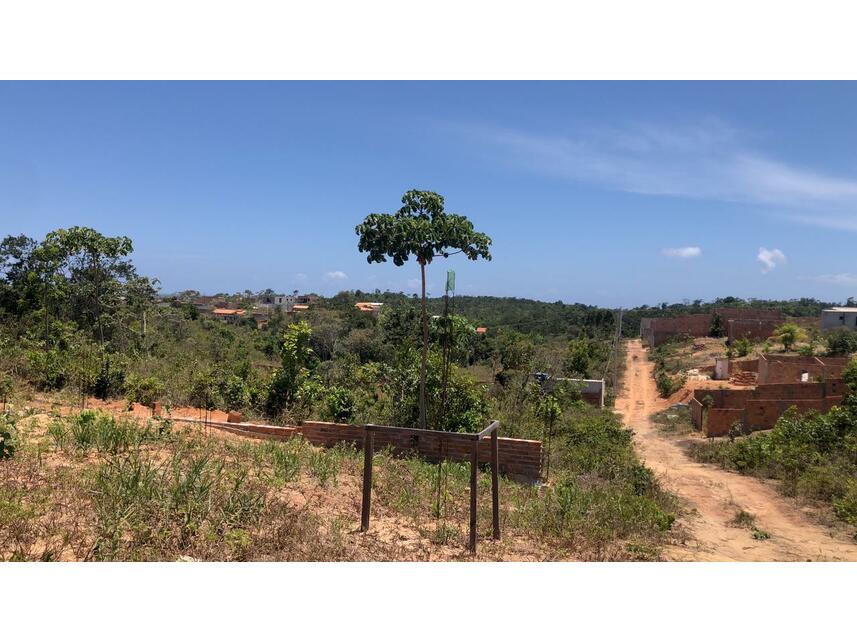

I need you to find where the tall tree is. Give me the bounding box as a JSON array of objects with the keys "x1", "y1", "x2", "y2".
[
  {"x1": 356, "y1": 190, "x2": 491, "y2": 429},
  {"x1": 45, "y1": 227, "x2": 135, "y2": 352}
]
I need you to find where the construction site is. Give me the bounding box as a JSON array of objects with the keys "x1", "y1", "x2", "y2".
[{"x1": 639, "y1": 309, "x2": 852, "y2": 437}]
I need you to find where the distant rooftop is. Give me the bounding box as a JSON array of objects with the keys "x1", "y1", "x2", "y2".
[{"x1": 824, "y1": 307, "x2": 857, "y2": 313}]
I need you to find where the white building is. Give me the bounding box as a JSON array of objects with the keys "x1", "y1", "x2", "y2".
[
  {"x1": 260, "y1": 293, "x2": 297, "y2": 311},
  {"x1": 821, "y1": 307, "x2": 857, "y2": 331}
]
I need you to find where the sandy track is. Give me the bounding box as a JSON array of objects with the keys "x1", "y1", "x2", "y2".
[{"x1": 615, "y1": 339, "x2": 857, "y2": 561}]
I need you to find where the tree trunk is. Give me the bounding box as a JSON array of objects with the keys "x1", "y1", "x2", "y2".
[{"x1": 419, "y1": 259, "x2": 428, "y2": 430}]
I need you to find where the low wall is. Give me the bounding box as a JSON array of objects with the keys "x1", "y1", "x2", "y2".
[
  {"x1": 296, "y1": 421, "x2": 542, "y2": 479},
  {"x1": 174, "y1": 416, "x2": 543, "y2": 480}
]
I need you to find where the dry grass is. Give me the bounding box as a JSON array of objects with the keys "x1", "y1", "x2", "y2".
[{"x1": 0, "y1": 404, "x2": 676, "y2": 561}]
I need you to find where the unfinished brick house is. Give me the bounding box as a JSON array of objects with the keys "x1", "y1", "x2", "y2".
[
  {"x1": 689, "y1": 379, "x2": 848, "y2": 437},
  {"x1": 714, "y1": 354, "x2": 849, "y2": 384},
  {"x1": 757, "y1": 354, "x2": 851, "y2": 384},
  {"x1": 640, "y1": 308, "x2": 784, "y2": 347}
]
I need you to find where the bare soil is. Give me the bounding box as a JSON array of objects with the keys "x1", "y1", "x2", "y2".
[{"x1": 616, "y1": 339, "x2": 857, "y2": 561}]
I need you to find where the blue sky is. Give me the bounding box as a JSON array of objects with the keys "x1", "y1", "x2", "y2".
[{"x1": 1, "y1": 81, "x2": 856, "y2": 307}]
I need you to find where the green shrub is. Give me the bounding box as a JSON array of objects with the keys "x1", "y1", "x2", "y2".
[
  {"x1": 324, "y1": 386, "x2": 355, "y2": 423},
  {"x1": 126, "y1": 374, "x2": 165, "y2": 408},
  {"x1": 825, "y1": 329, "x2": 857, "y2": 357},
  {"x1": 833, "y1": 482, "x2": 857, "y2": 528},
  {"x1": 221, "y1": 374, "x2": 250, "y2": 411},
  {"x1": 732, "y1": 338, "x2": 753, "y2": 357},
  {"x1": 655, "y1": 371, "x2": 684, "y2": 397}
]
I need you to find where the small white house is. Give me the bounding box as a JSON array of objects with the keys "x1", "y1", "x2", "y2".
[
  {"x1": 260, "y1": 293, "x2": 296, "y2": 312},
  {"x1": 821, "y1": 307, "x2": 857, "y2": 331}
]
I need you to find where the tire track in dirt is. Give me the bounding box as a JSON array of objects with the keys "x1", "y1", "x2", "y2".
[{"x1": 615, "y1": 339, "x2": 857, "y2": 561}]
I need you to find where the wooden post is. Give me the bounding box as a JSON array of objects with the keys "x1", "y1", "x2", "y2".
[
  {"x1": 360, "y1": 428, "x2": 374, "y2": 532},
  {"x1": 469, "y1": 440, "x2": 478, "y2": 554},
  {"x1": 491, "y1": 428, "x2": 500, "y2": 540}
]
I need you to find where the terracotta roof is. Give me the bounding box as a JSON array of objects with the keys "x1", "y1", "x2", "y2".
[
  {"x1": 292, "y1": 304, "x2": 310, "y2": 310},
  {"x1": 212, "y1": 308, "x2": 245, "y2": 315},
  {"x1": 475, "y1": 327, "x2": 488, "y2": 334}
]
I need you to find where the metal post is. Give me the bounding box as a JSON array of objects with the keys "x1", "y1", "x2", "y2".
[
  {"x1": 469, "y1": 440, "x2": 478, "y2": 554},
  {"x1": 491, "y1": 429, "x2": 500, "y2": 540},
  {"x1": 360, "y1": 428, "x2": 374, "y2": 532}
]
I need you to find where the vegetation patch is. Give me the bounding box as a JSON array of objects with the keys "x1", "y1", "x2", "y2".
[{"x1": 689, "y1": 360, "x2": 857, "y2": 537}]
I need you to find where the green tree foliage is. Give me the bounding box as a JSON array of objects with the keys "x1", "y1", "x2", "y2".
[
  {"x1": 356, "y1": 190, "x2": 492, "y2": 429},
  {"x1": 771, "y1": 322, "x2": 807, "y2": 351},
  {"x1": 380, "y1": 349, "x2": 489, "y2": 433},
  {"x1": 496, "y1": 330, "x2": 535, "y2": 372},
  {"x1": 563, "y1": 337, "x2": 608, "y2": 378},
  {"x1": 709, "y1": 312, "x2": 725, "y2": 338},
  {"x1": 732, "y1": 337, "x2": 753, "y2": 357},
  {"x1": 126, "y1": 374, "x2": 166, "y2": 408},
  {"x1": 266, "y1": 321, "x2": 318, "y2": 416},
  {"x1": 324, "y1": 386, "x2": 356, "y2": 423},
  {"x1": 825, "y1": 328, "x2": 857, "y2": 357}
]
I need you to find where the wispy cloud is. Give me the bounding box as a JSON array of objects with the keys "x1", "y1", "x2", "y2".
[
  {"x1": 324, "y1": 270, "x2": 348, "y2": 281},
  {"x1": 455, "y1": 119, "x2": 857, "y2": 231},
  {"x1": 662, "y1": 246, "x2": 702, "y2": 259},
  {"x1": 757, "y1": 247, "x2": 787, "y2": 274},
  {"x1": 811, "y1": 272, "x2": 857, "y2": 286}
]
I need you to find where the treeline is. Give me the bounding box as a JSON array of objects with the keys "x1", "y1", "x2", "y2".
[
  {"x1": 324, "y1": 290, "x2": 846, "y2": 340},
  {"x1": 1, "y1": 228, "x2": 617, "y2": 432},
  {"x1": 620, "y1": 296, "x2": 845, "y2": 338}
]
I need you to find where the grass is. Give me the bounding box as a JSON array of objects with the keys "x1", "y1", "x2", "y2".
[
  {"x1": 650, "y1": 406, "x2": 695, "y2": 435},
  {"x1": 729, "y1": 510, "x2": 771, "y2": 540},
  {"x1": 0, "y1": 403, "x2": 680, "y2": 561}
]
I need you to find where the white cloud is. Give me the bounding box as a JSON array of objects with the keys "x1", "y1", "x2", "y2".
[
  {"x1": 757, "y1": 247, "x2": 787, "y2": 273},
  {"x1": 407, "y1": 278, "x2": 421, "y2": 290},
  {"x1": 662, "y1": 246, "x2": 702, "y2": 259},
  {"x1": 812, "y1": 273, "x2": 857, "y2": 286},
  {"x1": 455, "y1": 119, "x2": 857, "y2": 232},
  {"x1": 324, "y1": 270, "x2": 348, "y2": 281},
  {"x1": 294, "y1": 272, "x2": 307, "y2": 282}
]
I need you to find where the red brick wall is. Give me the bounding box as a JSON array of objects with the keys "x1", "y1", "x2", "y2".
[
  {"x1": 758, "y1": 355, "x2": 823, "y2": 384},
  {"x1": 727, "y1": 319, "x2": 780, "y2": 343},
  {"x1": 706, "y1": 408, "x2": 744, "y2": 437},
  {"x1": 693, "y1": 379, "x2": 848, "y2": 436},
  {"x1": 175, "y1": 416, "x2": 543, "y2": 479},
  {"x1": 642, "y1": 308, "x2": 783, "y2": 347},
  {"x1": 730, "y1": 358, "x2": 759, "y2": 373},
  {"x1": 294, "y1": 421, "x2": 543, "y2": 479},
  {"x1": 690, "y1": 398, "x2": 703, "y2": 429}
]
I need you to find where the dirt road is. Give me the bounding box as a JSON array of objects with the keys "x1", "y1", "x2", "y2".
[{"x1": 615, "y1": 339, "x2": 857, "y2": 561}]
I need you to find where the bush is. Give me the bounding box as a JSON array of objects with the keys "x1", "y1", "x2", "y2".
[
  {"x1": 0, "y1": 416, "x2": 15, "y2": 460},
  {"x1": 324, "y1": 386, "x2": 355, "y2": 423},
  {"x1": 826, "y1": 329, "x2": 857, "y2": 357},
  {"x1": 689, "y1": 400, "x2": 857, "y2": 530},
  {"x1": 126, "y1": 375, "x2": 165, "y2": 408},
  {"x1": 732, "y1": 338, "x2": 753, "y2": 357},
  {"x1": 655, "y1": 371, "x2": 684, "y2": 397},
  {"x1": 221, "y1": 375, "x2": 250, "y2": 411}
]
